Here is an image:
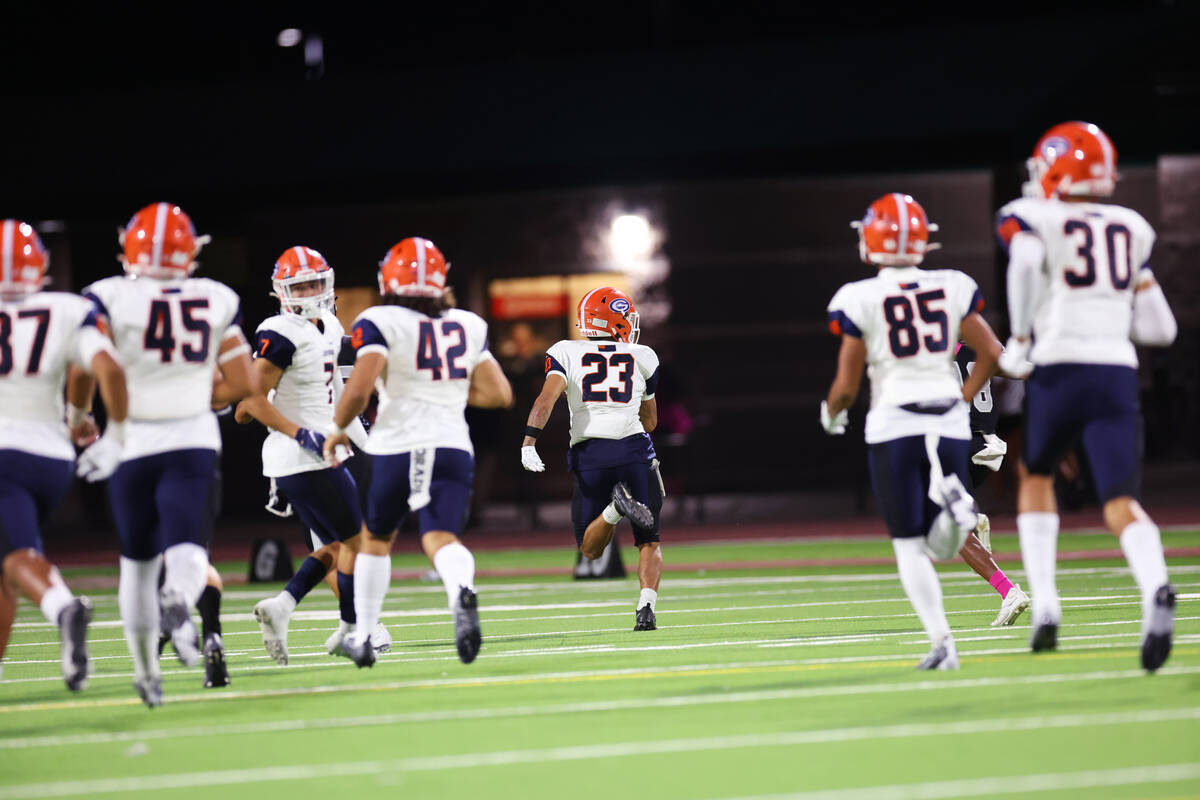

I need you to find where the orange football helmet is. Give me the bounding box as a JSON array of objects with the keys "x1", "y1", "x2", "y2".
[
  {"x1": 578, "y1": 286, "x2": 639, "y2": 343},
  {"x1": 119, "y1": 202, "x2": 210, "y2": 279},
  {"x1": 378, "y1": 237, "x2": 449, "y2": 298},
  {"x1": 850, "y1": 193, "x2": 940, "y2": 267},
  {"x1": 0, "y1": 219, "x2": 49, "y2": 300},
  {"x1": 1024, "y1": 121, "x2": 1117, "y2": 199},
  {"x1": 272, "y1": 246, "x2": 335, "y2": 318}
]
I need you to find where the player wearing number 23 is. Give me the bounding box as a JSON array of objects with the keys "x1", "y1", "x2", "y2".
[
  {"x1": 79, "y1": 203, "x2": 256, "y2": 707},
  {"x1": 823, "y1": 193, "x2": 1002, "y2": 671}
]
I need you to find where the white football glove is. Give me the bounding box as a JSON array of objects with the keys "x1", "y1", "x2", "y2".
[
  {"x1": 521, "y1": 445, "x2": 546, "y2": 472},
  {"x1": 997, "y1": 337, "x2": 1034, "y2": 379},
  {"x1": 820, "y1": 401, "x2": 848, "y2": 436},
  {"x1": 76, "y1": 421, "x2": 126, "y2": 483}
]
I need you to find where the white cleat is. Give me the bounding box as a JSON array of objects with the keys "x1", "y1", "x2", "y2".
[
  {"x1": 161, "y1": 589, "x2": 201, "y2": 668},
  {"x1": 372, "y1": 622, "x2": 393, "y2": 654},
  {"x1": 975, "y1": 513, "x2": 992, "y2": 553},
  {"x1": 991, "y1": 584, "x2": 1031, "y2": 627},
  {"x1": 916, "y1": 635, "x2": 960, "y2": 671},
  {"x1": 253, "y1": 597, "x2": 292, "y2": 665},
  {"x1": 325, "y1": 622, "x2": 352, "y2": 656}
]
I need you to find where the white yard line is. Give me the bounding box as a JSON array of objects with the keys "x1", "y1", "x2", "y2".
[{"x1": 2, "y1": 712, "x2": 1199, "y2": 798}]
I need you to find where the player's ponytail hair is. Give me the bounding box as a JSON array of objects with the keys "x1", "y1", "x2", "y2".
[{"x1": 382, "y1": 289, "x2": 453, "y2": 317}]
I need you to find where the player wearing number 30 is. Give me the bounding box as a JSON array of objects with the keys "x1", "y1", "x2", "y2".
[
  {"x1": 521, "y1": 288, "x2": 664, "y2": 632},
  {"x1": 823, "y1": 194, "x2": 1002, "y2": 670},
  {"x1": 997, "y1": 121, "x2": 1178, "y2": 670},
  {"x1": 78, "y1": 203, "x2": 256, "y2": 707},
  {"x1": 324, "y1": 237, "x2": 513, "y2": 668}
]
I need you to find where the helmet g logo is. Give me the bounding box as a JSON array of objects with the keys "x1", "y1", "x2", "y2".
[
  {"x1": 609, "y1": 298, "x2": 630, "y2": 314},
  {"x1": 1041, "y1": 135, "x2": 1071, "y2": 164}
]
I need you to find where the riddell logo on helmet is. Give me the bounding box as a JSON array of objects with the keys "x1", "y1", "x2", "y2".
[{"x1": 609, "y1": 298, "x2": 630, "y2": 314}]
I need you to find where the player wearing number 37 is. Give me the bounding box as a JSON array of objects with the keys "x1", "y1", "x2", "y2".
[
  {"x1": 822, "y1": 194, "x2": 1003, "y2": 670},
  {"x1": 77, "y1": 203, "x2": 256, "y2": 707}
]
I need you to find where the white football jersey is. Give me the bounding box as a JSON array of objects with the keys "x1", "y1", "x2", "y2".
[
  {"x1": 0, "y1": 292, "x2": 115, "y2": 460},
  {"x1": 85, "y1": 275, "x2": 242, "y2": 459},
  {"x1": 827, "y1": 266, "x2": 980, "y2": 444},
  {"x1": 545, "y1": 339, "x2": 660, "y2": 446},
  {"x1": 997, "y1": 197, "x2": 1155, "y2": 368},
  {"x1": 351, "y1": 305, "x2": 492, "y2": 455},
  {"x1": 254, "y1": 309, "x2": 367, "y2": 477}
]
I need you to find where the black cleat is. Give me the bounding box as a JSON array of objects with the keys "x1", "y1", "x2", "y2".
[
  {"x1": 203, "y1": 633, "x2": 230, "y2": 688},
  {"x1": 58, "y1": 597, "x2": 93, "y2": 692},
  {"x1": 1031, "y1": 622, "x2": 1058, "y2": 653},
  {"x1": 634, "y1": 604, "x2": 657, "y2": 631},
  {"x1": 134, "y1": 676, "x2": 163, "y2": 709},
  {"x1": 454, "y1": 587, "x2": 482, "y2": 664},
  {"x1": 611, "y1": 482, "x2": 654, "y2": 530},
  {"x1": 1141, "y1": 584, "x2": 1176, "y2": 673},
  {"x1": 340, "y1": 634, "x2": 377, "y2": 669}
]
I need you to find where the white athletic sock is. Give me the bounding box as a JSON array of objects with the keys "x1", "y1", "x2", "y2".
[
  {"x1": 353, "y1": 553, "x2": 391, "y2": 642},
  {"x1": 892, "y1": 538, "x2": 951, "y2": 646},
  {"x1": 39, "y1": 583, "x2": 73, "y2": 627},
  {"x1": 1120, "y1": 520, "x2": 1170, "y2": 619},
  {"x1": 118, "y1": 556, "x2": 162, "y2": 681},
  {"x1": 1018, "y1": 512, "x2": 1061, "y2": 625},
  {"x1": 638, "y1": 588, "x2": 657, "y2": 612},
  {"x1": 432, "y1": 543, "x2": 476, "y2": 609},
  {"x1": 601, "y1": 503, "x2": 623, "y2": 525},
  {"x1": 162, "y1": 543, "x2": 208, "y2": 607},
  {"x1": 274, "y1": 590, "x2": 298, "y2": 614}
]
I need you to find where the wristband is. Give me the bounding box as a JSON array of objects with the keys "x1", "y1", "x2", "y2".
[
  {"x1": 67, "y1": 404, "x2": 90, "y2": 428},
  {"x1": 326, "y1": 422, "x2": 346, "y2": 437},
  {"x1": 524, "y1": 425, "x2": 543, "y2": 441},
  {"x1": 106, "y1": 419, "x2": 128, "y2": 446}
]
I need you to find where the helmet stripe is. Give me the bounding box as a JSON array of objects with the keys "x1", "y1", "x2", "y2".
[
  {"x1": 1, "y1": 220, "x2": 13, "y2": 286},
  {"x1": 578, "y1": 287, "x2": 602, "y2": 333},
  {"x1": 415, "y1": 238, "x2": 427, "y2": 288},
  {"x1": 1096, "y1": 128, "x2": 1115, "y2": 180},
  {"x1": 151, "y1": 203, "x2": 169, "y2": 268},
  {"x1": 892, "y1": 193, "x2": 909, "y2": 257},
  {"x1": 294, "y1": 246, "x2": 308, "y2": 268}
]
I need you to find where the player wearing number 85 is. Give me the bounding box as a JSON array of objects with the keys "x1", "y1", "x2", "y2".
[
  {"x1": 324, "y1": 237, "x2": 513, "y2": 668},
  {"x1": 823, "y1": 194, "x2": 1003, "y2": 670},
  {"x1": 77, "y1": 203, "x2": 256, "y2": 707},
  {"x1": 998, "y1": 121, "x2": 1178, "y2": 670},
  {"x1": 520, "y1": 287, "x2": 665, "y2": 631}
]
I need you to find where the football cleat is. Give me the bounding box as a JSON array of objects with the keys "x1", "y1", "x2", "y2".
[
  {"x1": 991, "y1": 585, "x2": 1031, "y2": 627},
  {"x1": 203, "y1": 633, "x2": 230, "y2": 688},
  {"x1": 454, "y1": 586, "x2": 482, "y2": 664},
  {"x1": 134, "y1": 676, "x2": 163, "y2": 709},
  {"x1": 611, "y1": 482, "x2": 655, "y2": 530},
  {"x1": 253, "y1": 596, "x2": 292, "y2": 665},
  {"x1": 1141, "y1": 584, "x2": 1176, "y2": 673},
  {"x1": 975, "y1": 513, "x2": 992, "y2": 554},
  {"x1": 372, "y1": 621, "x2": 393, "y2": 654},
  {"x1": 916, "y1": 636, "x2": 959, "y2": 670},
  {"x1": 325, "y1": 622, "x2": 351, "y2": 656},
  {"x1": 339, "y1": 634, "x2": 376, "y2": 669},
  {"x1": 58, "y1": 597, "x2": 93, "y2": 692},
  {"x1": 1031, "y1": 621, "x2": 1059, "y2": 653},
  {"x1": 634, "y1": 604, "x2": 657, "y2": 631},
  {"x1": 160, "y1": 590, "x2": 201, "y2": 668}
]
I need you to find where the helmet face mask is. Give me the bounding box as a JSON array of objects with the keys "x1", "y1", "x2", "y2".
[
  {"x1": 577, "y1": 287, "x2": 639, "y2": 343},
  {"x1": 272, "y1": 246, "x2": 334, "y2": 319}
]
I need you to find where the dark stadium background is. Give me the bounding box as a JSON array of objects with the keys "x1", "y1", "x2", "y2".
[{"x1": 2, "y1": 3, "x2": 1198, "y2": 550}]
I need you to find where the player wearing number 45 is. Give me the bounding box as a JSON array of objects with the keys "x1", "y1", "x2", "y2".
[
  {"x1": 75, "y1": 203, "x2": 256, "y2": 707},
  {"x1": 324, "y1": 238, "x2": 513, "y2": 668},
  {"x1": 997, "y1": 121, "x2": 1178, "y2": 670},
  {"x1": 823, "y1": 194, "x2": 1005, "y2": 670},
  {"x1": 0, "y1": 220, "x2": 128, "y2": 692},
  {"x1": 521, "y1": 288, "x2": 665, "y2": 632}
]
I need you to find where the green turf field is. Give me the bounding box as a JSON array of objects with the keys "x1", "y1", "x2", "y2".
[{"x1": 1, "y1": 528, "x2": 1197, "y2": 799}]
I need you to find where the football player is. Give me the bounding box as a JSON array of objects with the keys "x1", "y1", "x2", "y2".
[
  {"x1": 953, "y1": 342, "x2": 1031, "y2": 627},
  {"x1": 996, "y1": 121, "x2": 1178, "y2": 669},
  {"x1": 75, "y1": 203, "x2": 255, "y2": 707},
  {"x1": 235, "y1": 246, "x2": 390, "y2": 663},
  {"x1": 324, "y1": 237, "x2": 513, "y2": 667},
  {"x1": 520, "y1": 288, "x2": 664, "y2": 631},
  {"x1": 823, "y1": 194, "x2": 1002, "y2": 670},
  {"x1": 0, "y1": 219, "x2": 127, "y2": 690}
]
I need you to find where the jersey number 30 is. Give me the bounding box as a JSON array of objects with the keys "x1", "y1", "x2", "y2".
[{"x1": 882, "y1": 289, "x2": 948, "y2": 358}]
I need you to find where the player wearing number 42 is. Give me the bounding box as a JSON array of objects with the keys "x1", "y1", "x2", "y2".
[
  {"x1": 76, "y1": 203, "x2": 257, "y2": 707},
  {"x1": 822, "y1": 193, "x2": 1006, "y2": 670},
  {"x1": 997, "y1": 121, "x2": 1178, "y2": 670}
]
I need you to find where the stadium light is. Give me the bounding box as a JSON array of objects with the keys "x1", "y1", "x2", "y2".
[
  {"x1": 276, "y1": 28, "x2": 303, "y2": 47},
  {"x1": 609, "y1": 214, "x2": 654, "y2": 262}
]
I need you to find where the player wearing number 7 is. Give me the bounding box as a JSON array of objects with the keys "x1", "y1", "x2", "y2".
[
  {"x1": 76, "y1": 203, "x2": 255, "y2": 707},
  {"x1": 520, "y1": 288, "x2": 665, "y2": 632},
  {"x1": 997, "y1": 121, "x2": 1178, "y2": 670},
  {"x1": 822, "y1": 194, "x2": 1001, "y2": 670},
  {"x1": 324, "y1": 237, "x2": 513, "y2": 668}
]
